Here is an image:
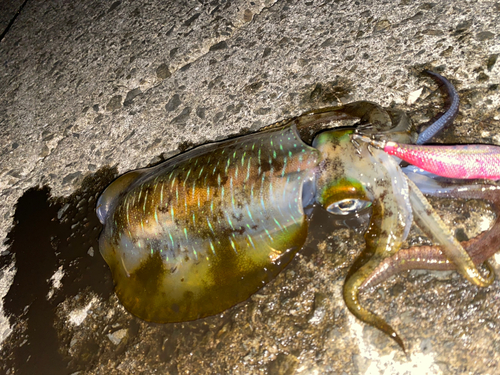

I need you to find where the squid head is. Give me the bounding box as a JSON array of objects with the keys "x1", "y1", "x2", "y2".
[{"x1": 313, "y1": 128, "x2": 413, "y2": 349}]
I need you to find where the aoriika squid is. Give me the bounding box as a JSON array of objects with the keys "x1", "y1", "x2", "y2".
[{"x1": 97, "y1": 70, "x2": 500, "y2": 351}]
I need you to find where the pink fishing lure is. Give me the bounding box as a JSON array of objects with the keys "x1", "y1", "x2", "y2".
[{"x1": 353, "y1": 135, "x2": 500, "y2": 180}]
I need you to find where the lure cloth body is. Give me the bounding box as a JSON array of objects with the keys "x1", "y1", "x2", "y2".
[
  {"x1": 385, "y1": 142, "x2": 500, "y2": 180},
  {"x1": 353, "y1": 136, "x2": 500, "y2": 180}
]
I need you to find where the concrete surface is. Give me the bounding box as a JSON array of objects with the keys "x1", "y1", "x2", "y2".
[{"x1": 0, "y1": 0, "x2": 499, "y2": 374}]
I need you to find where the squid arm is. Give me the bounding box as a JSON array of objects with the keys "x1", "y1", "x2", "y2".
[
  {"x1": 361, "y1": 182, "x2": 500, "y2": 290},
  {"x1": 343, "y1": 147, "x2": 412, "y2": 352},
  {"x1": 405, "y1": 177, "x2": 494, "y2": 287}
]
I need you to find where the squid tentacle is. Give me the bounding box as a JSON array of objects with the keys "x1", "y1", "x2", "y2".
[
  {"x1": 343, "y1": 211, "x2": 408, "y2": 352},
  {"x1": 361, "y1": 238, "x2": 495, "y2": 291},
  {"x1": 344, "y1": 256, "x2": 407, "y2": 352},
  {"x1": 362, "y1": 184, "x2": 500, "y2": 290},
  {"x1": 406, "y1": 177, "x2": 494, "y2": 287},
  {"x1": 342, "y1": 147, "x2": 411, "y2": 352}
]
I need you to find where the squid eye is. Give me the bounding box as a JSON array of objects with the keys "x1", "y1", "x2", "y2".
[{"x1": 326, "y1": 199, "x2": 372, "y2": 215}]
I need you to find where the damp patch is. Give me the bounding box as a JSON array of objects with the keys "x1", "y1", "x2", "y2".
[{"x1": 0, "y1": 168, "x2": 117, "y2": 375}]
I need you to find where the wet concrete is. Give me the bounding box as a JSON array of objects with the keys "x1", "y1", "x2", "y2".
[
  {"x1": 1, "y1": 169, "x2": 116, "y2": 375},
  {"x1": 1, "y1": 0, "x2": 500, "y2": 374},
  {"x1": 1, "y1": 162, "x2": 365, "y2": 374}
]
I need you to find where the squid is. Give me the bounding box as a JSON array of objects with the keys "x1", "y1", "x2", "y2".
[{"x1": 96, "y1": 70, "x2": 499, "y2": 351}]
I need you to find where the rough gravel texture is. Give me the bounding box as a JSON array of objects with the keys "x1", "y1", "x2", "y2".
[{"x1": 1, "y1": 0, "x2": 500, "y2": 374}]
